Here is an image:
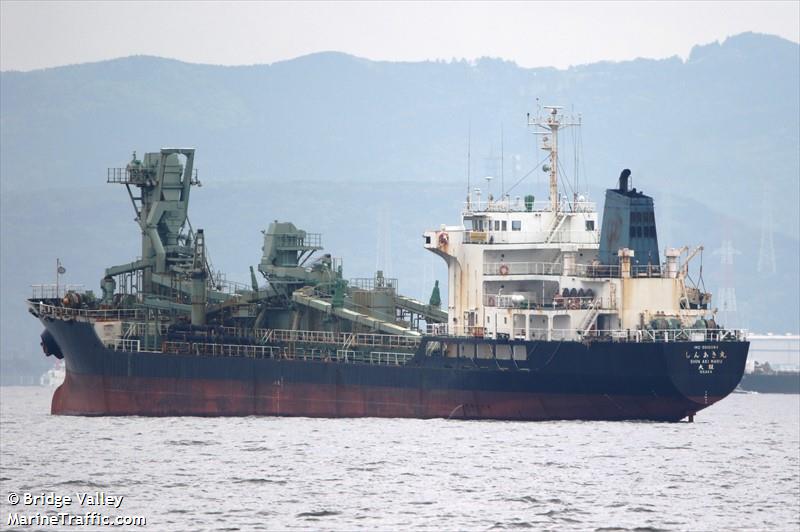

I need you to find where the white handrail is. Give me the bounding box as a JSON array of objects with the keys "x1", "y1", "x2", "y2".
[
  {"x1": 484, "y1": 293, "x2": 605, "y2": 310},
  {"x1": 32, "y1": 301, "x2": 147, "y2": 321},
  {"x1": 161, "y1": 341, "x2": 415, "y2": 366},
  {"x1": 464, "y1": 230, "x2": 599, "y2": 245},
  {"x1": 463, "y1": 199, "x2": 597, "y2": 214},
  {"x1": 425, "y1": 325, "x2": 747, "y2": 343},
  {"x1": 484, "y1": 261, "x2": 665, "y2": 278}
]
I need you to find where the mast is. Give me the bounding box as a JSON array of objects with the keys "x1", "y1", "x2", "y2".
[
  {"x1": 527, "y1": 106, "x2": 579, "y2": 212},
  {"x1": 466, "y1": 124, "x2": 472, "y2": 209},
  {"x1": 500, "y1": 124, "x2": 504, "y2": 198}
]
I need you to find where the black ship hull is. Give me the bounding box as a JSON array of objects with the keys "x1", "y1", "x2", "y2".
[{"x1": 42, "y1": 319, "x2": 748, "y2": 421}]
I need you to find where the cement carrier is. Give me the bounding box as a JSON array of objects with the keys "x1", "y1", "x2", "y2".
[{"x1": 28, "y1": 106, "x2": 748, "y2": 421}]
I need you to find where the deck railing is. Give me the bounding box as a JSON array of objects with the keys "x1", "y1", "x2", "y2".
[
  {"x1": 426, "y1": 325, "x2": 747, "y2": 343},
  {"x1": 464, "y1": 230, "x2": 599, "y2": 245},
  {"x1": 28, "y1": 301, "x2": 421, "y2": 349},
  {"x1": 211, "y1": 278, "x2": 252, "y2": 296},
  {"x1": 107, "y1": 167, "x2": 199, "y2": 185},
  {"x1": 110, "y1": 338, "x2": 141, "y2": 352},
  {"x1": 484, "y1": 294, "x2": 607, "y2": 310},
  {"x1": 31, "y1": 284, "x2": 86, "y2": 300},
  {"x1": 484, "y1": 261, "x2": 664, "y2": 278},
  {"x1": 485, "y1": 261, "x2": 563, "y2": 276},
  {"x1": 122, "y1": 321, "x2": 172, "y2": 337},
  {"x1": 161, "y1": 341, "x2": 414, "y2": 365},
  {"x1": 30, "y1": 301, "x2": 148, "y2": 321},
  {"x1": 463, "y1": 199, "x2": 597, "y2": 214},
  {"x1": 221, "y1": 327, "x2": 420, "y2": 349}
]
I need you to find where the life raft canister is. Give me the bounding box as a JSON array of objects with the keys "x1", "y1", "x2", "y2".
[
  {"x1": 499, "y1": 264, "x2": 510, "y2": 276},
  {"x1": 438, "y1": 232, "x2": 449, "y2": 246}
]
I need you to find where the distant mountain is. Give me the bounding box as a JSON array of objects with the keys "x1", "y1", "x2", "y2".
[{"x1": 1, "y1": 32, "x2": 798, "y2": 379}]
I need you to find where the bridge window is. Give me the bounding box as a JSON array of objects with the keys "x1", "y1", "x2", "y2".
[
  {"x1": 512, "y1": 220, "x2": 521, "y2": 231},
  {"x1": 585, "y1": 220, "x2": 595, "y2": 231},
  {"x1": 501, "y1": 221, "x2": 507, "y2": 231}
]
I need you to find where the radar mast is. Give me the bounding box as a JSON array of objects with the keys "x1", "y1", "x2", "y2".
[{"x1": 527, "y1": 106, "x2": 580, "y2": 212}]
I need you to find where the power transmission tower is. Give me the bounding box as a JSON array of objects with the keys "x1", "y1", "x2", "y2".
[
  {"x1": 713, "y1": 239, "x2": 741, "y2": 327},
  {"x1": 757, "y1": 184, "x2": 776, "y2": 275}
]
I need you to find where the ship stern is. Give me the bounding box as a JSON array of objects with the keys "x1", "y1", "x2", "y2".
[{"x1": 664, "y1": 340, "x2": 749, "y2": 418}]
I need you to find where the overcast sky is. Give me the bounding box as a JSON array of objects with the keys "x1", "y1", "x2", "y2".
[{"x1": 1, "y1": 1, "x2": 798, "y2": 72}]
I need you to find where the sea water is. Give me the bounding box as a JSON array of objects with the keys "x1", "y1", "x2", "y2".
[{"x1": 1, "y1": 387, "x2": 798, "y2": 531}]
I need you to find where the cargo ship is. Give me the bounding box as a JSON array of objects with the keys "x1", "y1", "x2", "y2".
[
  {"x1": 739, "y1": 366, "x2": 800, "y2": 394},
  {"x1": 738, "y1": 335, "x2": 800, "y2": 394},
  {"x1": 28, "y1": 107, "x2": 748, "y2": 421}
]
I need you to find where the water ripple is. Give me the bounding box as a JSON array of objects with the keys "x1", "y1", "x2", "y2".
[{"x1": 1, "y1": 388, "x2": 798, "y2": 531}]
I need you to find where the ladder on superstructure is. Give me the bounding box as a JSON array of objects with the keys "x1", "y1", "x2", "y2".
[
  {"x1": 545, "y1": 212, "x2": 568, "y2": 243},
  {"x1": 578, "y1": 298, "x2": 602, "y2": 336}
]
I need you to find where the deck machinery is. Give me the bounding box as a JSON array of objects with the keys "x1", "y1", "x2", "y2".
[{"x1": 93, "y1": 149, "x2": 446, "y2": 341}]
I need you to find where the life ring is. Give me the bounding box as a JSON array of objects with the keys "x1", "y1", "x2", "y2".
[
  {"x1": 438, "y1": 232, "x2": 449, "y2": 246},
  {"x1": 499, "y1": 264, "x2": 510, "y2": 276},
  {"x1": 488, "y1": 296, "x2": 496, "y2": 306}
]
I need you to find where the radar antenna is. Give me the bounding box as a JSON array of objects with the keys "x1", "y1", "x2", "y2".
[{"x1": 527, "y1": 106, "x2": 580, "y2": 212}]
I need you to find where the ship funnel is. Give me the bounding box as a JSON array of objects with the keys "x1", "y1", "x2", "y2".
[
  {"x1": 598, "y1": 169, "x2": 660, "y2": 268},
  {"x1": 619, "y1": 169, "x2": 631, "y2": 192}
]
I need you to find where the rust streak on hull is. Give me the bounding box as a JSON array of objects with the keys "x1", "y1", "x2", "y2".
[{"x1": 52, "y1": 370, "x2": 714, "y2": 422}]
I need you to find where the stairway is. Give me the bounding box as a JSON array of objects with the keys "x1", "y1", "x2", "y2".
[
  {"x1": 578, "y1": 298, "x2": 601, "y2": 335},
  {"x1": 545, "y1": 212, "x2": 567, "y2": 243}
]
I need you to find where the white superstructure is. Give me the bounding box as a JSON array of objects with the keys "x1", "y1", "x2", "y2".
[
  {"x1": 40, "y1": 360, "x2": 65, "y2": 387},
  {"x1": 424, "y1": 106, "x2": 716, "y2": 341}
]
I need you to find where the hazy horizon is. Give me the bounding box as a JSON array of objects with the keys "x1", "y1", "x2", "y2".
[
  {"x1": 1, "y1": 1, "x2": 798, "y2": 72},
  {"x1": 0, "y1": 31, "x2": 796, "y2": 74}
]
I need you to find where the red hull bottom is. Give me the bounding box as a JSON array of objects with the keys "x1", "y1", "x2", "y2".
[{"x1": 52, "y1": 371, "x2": 713, "y2": 421}]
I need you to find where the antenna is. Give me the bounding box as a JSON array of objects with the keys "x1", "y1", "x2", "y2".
[
  {"x1": 527, "y1": 105, "x2": 580, "y2": 213},
  {"x1": 572, "y1": 108, "x2": 579, "y2": 200},
  {"x1": 466, "y1": 123, "x2": 472, "y2": 208},
  {"x1": 500, "y1": 124, "x2": 504, "y2": 198}
]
